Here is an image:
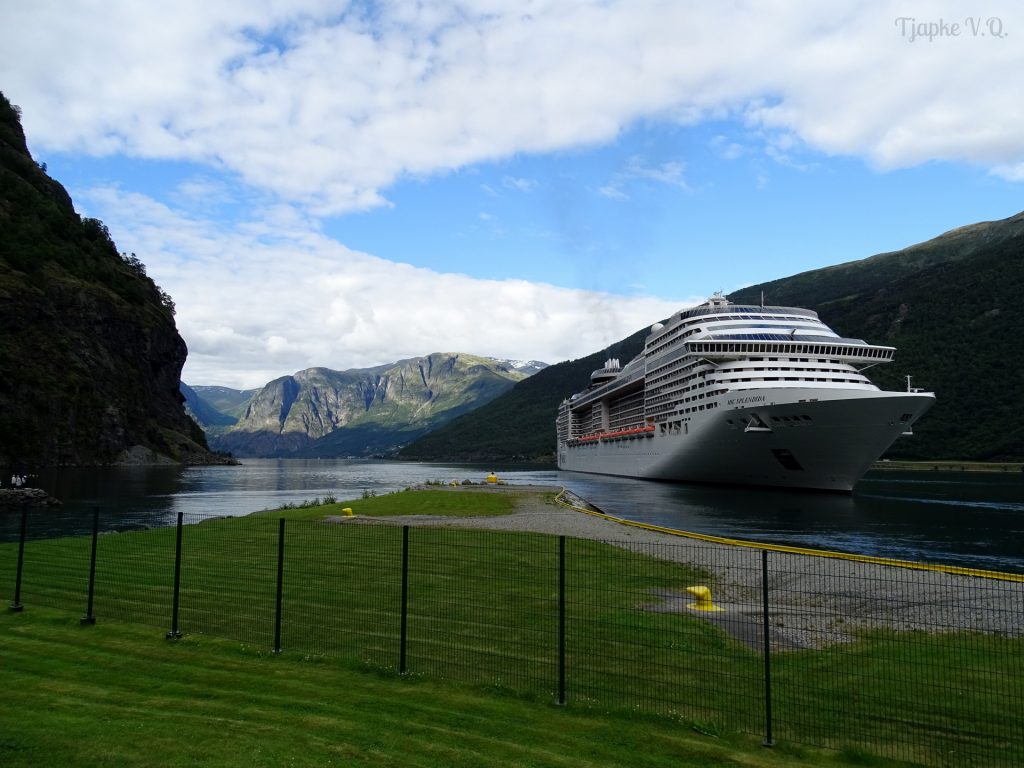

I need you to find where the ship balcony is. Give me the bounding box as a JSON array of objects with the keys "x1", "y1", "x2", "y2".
[{"x1": 688, "y1": 339, "x2": 894, "y2": 363}]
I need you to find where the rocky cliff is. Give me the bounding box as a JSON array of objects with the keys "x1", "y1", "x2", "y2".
[
  {"x1": 0, "y1": 91, "x2": 218, "y2": 467},
  {"x1": 213, "y1": 354, "x2": 531, "y2": 457}
]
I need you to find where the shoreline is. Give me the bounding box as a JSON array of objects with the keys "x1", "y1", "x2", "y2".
[
  {"x1": 871, "y1": 459, "x2": 1024, "y2": 473},
  {"x1": 329, "y1": 483, "x2": 1024, "y2": 650},
  {"x1": 0, "y1": 487, "x2": 62, "y2": 508}
]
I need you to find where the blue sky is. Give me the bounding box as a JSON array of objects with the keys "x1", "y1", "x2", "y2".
[{"x1": 3, "y1": 1, "x2": 1023, "y2": 388}]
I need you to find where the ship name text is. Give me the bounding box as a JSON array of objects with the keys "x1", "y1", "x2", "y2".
[{"x1": 728, "y1": 395, "x2": 766, "y2": 406}]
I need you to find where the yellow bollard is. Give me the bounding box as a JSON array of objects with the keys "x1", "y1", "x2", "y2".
[
  {"x1": 685, "y1": 585, "x2": 723, "y2": 612},
  {"x1": 341, "y1": 507, "x2": 354, "y2": 517}
]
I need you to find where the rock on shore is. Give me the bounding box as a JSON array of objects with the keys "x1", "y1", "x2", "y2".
[{"x1": 0, "y1": 488, "x2": 62, "y2": 508}]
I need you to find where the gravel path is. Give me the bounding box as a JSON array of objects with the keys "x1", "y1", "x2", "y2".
[{"x1": 328, "y1": 484, "x2": 1024, "y2": 649}]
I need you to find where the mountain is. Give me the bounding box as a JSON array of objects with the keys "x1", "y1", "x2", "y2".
[
  {"x1": 212, "y1": 353, "x2": 536, "y2": 457},
  {"x1": 0, "y1": 91, "x2": 219, "y2": 467},
  {"x1": 181, "y1": 384, "x2": 258, "y2": 445},
  {"x1": 402, "y1": 210, "x2": 1024, "y2": 463},
  {"x1": 728, "y1": 211, "x2": 1024, "y2": 461},
  {"x1": 187, "y1": 385, "x2": 257, "y2": 421},
  {"x1": 489, "y1": 359, "x2": 549, "y2": 376},
  {"x1": 181, "y1": 383, "x2": 258, "y2": 443},
  {"x1": 399, "y1": 338, "x2": 647, "y2": 462}
]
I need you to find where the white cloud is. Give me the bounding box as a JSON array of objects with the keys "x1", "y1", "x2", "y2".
[
  {"x1": 502, "y1": 176, "x2": 537, "y2": 192},
  {"x1": 4, "y1": 0, "x2": 1023, "y2": 218},
  {"x1": 624, "y1": 157, "x2": 689, "y2": 190},
  {"x1": 598, "y1": 155, "x2": 689, "y2": 199},
  {"x1": 5, "y1": 1, "x2": 1022, "y2": 388},
  {"x1": 598, "y1": 185, "x2": 629, "y2": 201},
  {"x1": 991, "y1": 162, "x2": 1024, "y2": 181},
  {"x1": 710, "y1": 135, "x2": 745, "y2": 160},
  {"x1": 82, "y1": 187, "x2": 689, "y2": 389}
]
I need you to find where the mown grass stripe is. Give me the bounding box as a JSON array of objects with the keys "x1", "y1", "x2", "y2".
[{"x1": 3, "y1": 608, "x2": 853, "y2": 767}]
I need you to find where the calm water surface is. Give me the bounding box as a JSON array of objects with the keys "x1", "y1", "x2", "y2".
[{"x1": 3, "y1": 460, "x2": 1023, "y2": 573}]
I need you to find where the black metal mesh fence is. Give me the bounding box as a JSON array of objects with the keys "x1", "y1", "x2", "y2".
[
  {"x1": 276, "y1": 520, "x2": 403, "y2": 668},
  {"x1": 3, "y1": 507, "x2": 1023, "y2": 766}
]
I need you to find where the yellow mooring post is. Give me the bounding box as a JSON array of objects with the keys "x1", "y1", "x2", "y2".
[
  {"x1": 685, "y1": 585, "x2": 723, "y2": 612},
  {"x1": 341, "y1": 507, "x2": 354, "y2": 517}
]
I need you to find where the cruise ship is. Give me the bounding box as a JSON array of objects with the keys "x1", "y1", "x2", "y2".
[{"x1": 556, "y1": 293, "x2": 934, "y2": 492}]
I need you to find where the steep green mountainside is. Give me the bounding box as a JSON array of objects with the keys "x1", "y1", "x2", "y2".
[
  {"x1": 188, "y1": 385, "x2": 258, "y2": 421},
  {"x1": 729, "y1": 211, "x2": 1024, "y2": 461},
  {"x1": 403, "y1": 210, "x2": 1024, "y2": 462},
  {"x1": 213, "y1": 354, "x2": 531, "y2": 457},
  {"x1": 181, "y1": 384, "x2": 243, "y2": 430},
  {"x1": 399, "y1": 332, "x2": 650, "y2": 462},
  {"x1": 0, "y1": 92, "x2": 214, "y2": 467},
  {"x1": 181, "y1": 384, "x2": 258, "y2": 439}
]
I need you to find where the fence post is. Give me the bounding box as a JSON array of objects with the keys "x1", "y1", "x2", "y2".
[
  {"x1": 761, "y1": 549, "x2": 774, "y2": 747},
  {"x1": 166, "y1": 511, "x2": 184, "y2": 639},
  {"x1": 9, "y1": 507, "x2": 27, "y2": 612},
  {"x1": 399, "y1": 525, "x2": 409, "y2": 674},
  {"x1": 80, "y1": 507, "x2": 99, "y2": 626},
  {"x1": 273, "y1": 517, "x2": 285, "y2": 654},
  {"x1": 557, "y1": 535, "x2": 566, "y2": 705}
]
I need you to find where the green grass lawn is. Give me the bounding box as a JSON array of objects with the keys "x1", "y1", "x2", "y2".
[
  {"x1": 1, "y1": 608, "x2": 904, "y2": 768},
  {"x1": 252, "y1": 488, "x2": 528, "y2": 520},
  {"x1": 2, "y1": 488, "x2": 1022, "y2": 766}
]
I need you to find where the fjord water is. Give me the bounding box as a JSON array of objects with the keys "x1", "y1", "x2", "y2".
[{"x1": 3, "y1": 460, "x2": 1023, "y2": 573}]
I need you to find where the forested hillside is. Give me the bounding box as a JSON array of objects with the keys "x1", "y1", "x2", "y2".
[
  {"x1": 402, "y1": 210, "x2": 1024, "y2": 462},
  {"x1": 730, "y1": 212, "x2": 1024, "y2": 460},
  {"x1": 399, "y1": 332, "x2": 649, "y2": 461}
]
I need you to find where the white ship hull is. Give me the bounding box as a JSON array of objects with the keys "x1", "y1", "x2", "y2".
[{"x1": 558, "y1": 388, "x2": 935, "y2": 492}]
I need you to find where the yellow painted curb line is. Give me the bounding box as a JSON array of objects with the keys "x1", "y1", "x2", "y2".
[{"x1": 554, "y1": 489, "x2": 1024, "y2": 583}]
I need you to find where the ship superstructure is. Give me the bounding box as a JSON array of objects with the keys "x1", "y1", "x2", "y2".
[{"x1": 556, "y1": 293, "x2": 934, "y2": 491}]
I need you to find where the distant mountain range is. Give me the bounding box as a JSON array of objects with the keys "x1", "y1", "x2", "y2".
[
  {"x1": 184, "y1": 355, "x2": 547, "y2": 458},
  {"x1": 401, "y1": 209, "x2": 1024, "y2": 463}
]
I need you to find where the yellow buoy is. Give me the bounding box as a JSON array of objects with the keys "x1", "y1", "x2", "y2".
[
  {"x1": 685, "y1": 585, "x2": 723, "y2": 612},
  {"x1": 341, "y1": 507, "x2": 354, "y2": 517},
  {"x1": 485, "y1": 472, "x2": 498, "y2": 484}
]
